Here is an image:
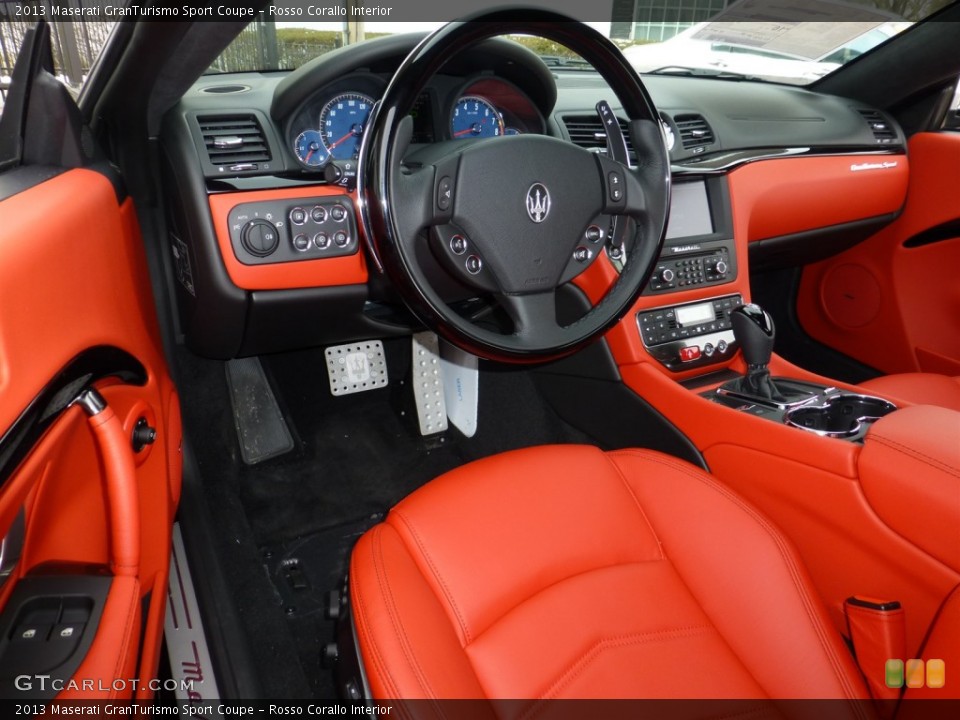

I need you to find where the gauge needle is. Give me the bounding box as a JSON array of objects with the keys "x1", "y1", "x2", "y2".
[
  {"x1": 327, "y1": 131, "x2": 355, "y2": 150},
  {"x1": 453, "y1": 127, "x2": 475, "y2": 137}
]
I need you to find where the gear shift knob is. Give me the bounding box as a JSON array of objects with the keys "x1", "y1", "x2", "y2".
[{"x1": 731, "y1": 303, "x2": 775, "y2": 369}]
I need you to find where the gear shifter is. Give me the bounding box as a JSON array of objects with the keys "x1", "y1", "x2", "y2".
[{"x1": 727, "y1": 303, "x2": 786, "y2": 403}]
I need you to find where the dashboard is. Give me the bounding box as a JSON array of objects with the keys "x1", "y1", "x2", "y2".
[{"x1": 161, "y1": 31, "x2": 909, "y2": 365}]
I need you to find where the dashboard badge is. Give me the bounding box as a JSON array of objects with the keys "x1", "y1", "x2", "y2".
[{"x1": 525, "y1": 183, "x2": 551, "y2": 224}]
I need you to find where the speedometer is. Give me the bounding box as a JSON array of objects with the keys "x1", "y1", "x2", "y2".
[
  {"x1": 451, "y1": 95, "x2": 503, "y2": 139},
  {"x1": 320, "y1": 92, "x2": 374, "y2": 160}
]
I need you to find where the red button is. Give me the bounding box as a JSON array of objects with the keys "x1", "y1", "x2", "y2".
[{"x1": 679, "y1": 346, "x2": 701, "y2": 362}]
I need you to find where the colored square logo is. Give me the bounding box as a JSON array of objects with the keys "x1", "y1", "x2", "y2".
[
  {"x1": 906, "y1": 659, "x2": 925, "y2": 689},
  {"x1": 926, "y1": 659, "x2": 946, "y2": 689},
  {"x1": 885, "y1": 659, "x2": 904, "y2": 688}
]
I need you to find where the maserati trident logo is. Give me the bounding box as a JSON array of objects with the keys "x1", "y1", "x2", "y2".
[{"x1": 525, "y1": 183, "x2": 551, "y2": 223}]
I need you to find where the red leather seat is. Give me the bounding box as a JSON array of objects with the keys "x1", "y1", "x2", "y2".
[
  {"x1": 349, "y1": 445, "x2": 869, "y2": 701},
  {"x1": 859, "y1": 373, "x2": 960, "y2": 411}
]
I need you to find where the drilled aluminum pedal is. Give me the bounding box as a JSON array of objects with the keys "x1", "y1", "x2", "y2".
[
  {"x1": 411, "y1": 332, "x2": 448, "y2": 435},
  {"x1": 325, "y1": 341, "x2": 388, "y2": 396}
]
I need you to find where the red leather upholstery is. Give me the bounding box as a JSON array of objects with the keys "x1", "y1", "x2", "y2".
[
  {"x1": 350, "y1": 445, "x2": 869, "y2": 701},
  {"x1": 859, "y1": 373, "x2": 960, "y2": 411}
]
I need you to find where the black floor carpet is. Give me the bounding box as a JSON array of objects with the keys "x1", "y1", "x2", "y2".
[{"x1": 175, "y1": 338, "x2": 593, "y2": 698}]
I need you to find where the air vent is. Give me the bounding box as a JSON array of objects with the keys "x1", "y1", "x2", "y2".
[
  {"x1": 857, "y1": 109, "x2": 898, "y2": 144},
  {"x1": 198, "y1": 114, "x2": 271, "y2": 165},
  {"x1": 561, "y1": 115, "x2": 636, "y2": 161},
  {"x1": 674, "y1": 114, "x2": 715, "y2": 150}
]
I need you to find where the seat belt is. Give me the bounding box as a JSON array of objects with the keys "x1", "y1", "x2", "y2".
[{"x1": 844, "y1": 596, "x2": 906, "y2": 706}]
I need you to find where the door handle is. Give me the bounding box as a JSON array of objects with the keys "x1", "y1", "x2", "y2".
[
  {"x1": 0, "y1": 508, "x2": 25, "y2": 589},
  {"x1": 72, "y1": 389, "x2": 140, "y2": 577}
]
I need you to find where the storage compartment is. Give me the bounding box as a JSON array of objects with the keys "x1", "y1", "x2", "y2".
[{"x1": 784, "y1": 393, "x2": 896, "y2": 438}]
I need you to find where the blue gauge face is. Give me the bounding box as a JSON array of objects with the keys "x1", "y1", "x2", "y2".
[
  {"x1": 294, "y1": 130, "x2": 329, "y2": 168},
  {"x1": 320, "y1": 92, "x2": 374, "y2": 160},
  {"x1": 451, "y1": 95, "x2": 503, "y2": 139}
]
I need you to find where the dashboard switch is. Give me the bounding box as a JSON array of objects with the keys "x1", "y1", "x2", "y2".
[
  {"x1": 240, "y1": 219, "x2": 279, "y2": 258},
  {"x1": 292, "y1": 233, "x2": 310, "y2": 252},
  {"x1": 290, "y1": 207, "x2": 307, "y2": 225},
  {"x1": 679, "y1": 346, "x2": 701, "y2": 363}
]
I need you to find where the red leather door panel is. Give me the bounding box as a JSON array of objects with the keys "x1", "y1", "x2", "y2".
[
  {"x1": 797, "y1": 133, "x2": 960, "y2": 374},
  {"x1": 0, "y1": 169, "x2": 180, "y2": 699}
]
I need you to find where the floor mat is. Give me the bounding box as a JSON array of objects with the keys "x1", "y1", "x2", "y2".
[{"x1": 176, "y1": 337, "x2": 594, "y2": 698}]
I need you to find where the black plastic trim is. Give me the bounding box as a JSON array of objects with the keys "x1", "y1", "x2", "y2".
[
  {"x1": 0, "y1": 347, "x2": 147, "y2": 492},
  {"x1": 902, "y1": 218, "x2": 960, "y2": 249},
  {"x1": 846, "y1": 596, "x2": 901, "y2": 612},
  {"x1": 749, "y1": 213, "x2": 898, "y2": 273}
]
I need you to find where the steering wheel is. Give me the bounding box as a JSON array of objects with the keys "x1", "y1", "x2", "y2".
[{"x1": 360, "y1": 9, "x2": 670, "y2": 363}]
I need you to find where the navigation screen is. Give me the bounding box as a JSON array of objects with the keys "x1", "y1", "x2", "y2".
[{"x1": 666, "y1": 181, "x2": 714, "y2": 240}]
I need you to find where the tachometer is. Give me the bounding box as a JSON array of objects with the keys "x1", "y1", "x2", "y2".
[
  {"x1": 294, "y1": 129, "x2": 329, "y2": 168},
  {"x1": 320, "y1": 92, "x2": 374, "y2": 160},
  {"x1": 451, "y1": 95, "x2": 504, "y2": 139}
]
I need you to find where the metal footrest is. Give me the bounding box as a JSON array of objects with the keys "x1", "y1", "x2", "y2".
[{"x1": 325, "y1": 341, "x2": 388, "y2": 396}]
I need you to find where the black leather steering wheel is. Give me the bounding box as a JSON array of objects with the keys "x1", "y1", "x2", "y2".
[{"x1": 360, "y1": 9, "x2": 670, "y2": 362}]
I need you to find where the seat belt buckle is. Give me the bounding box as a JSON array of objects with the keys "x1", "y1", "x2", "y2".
[{"x1": 845, "y1": 596, "x2": 906, "y2": 707}]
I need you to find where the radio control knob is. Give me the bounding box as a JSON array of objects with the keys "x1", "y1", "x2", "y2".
[
  {"x1": 660, "y1": 268, "x2": 676, "y2": 283},
  {"x1": 714, "y1": 260, "x2": 728, "y2": 275}
]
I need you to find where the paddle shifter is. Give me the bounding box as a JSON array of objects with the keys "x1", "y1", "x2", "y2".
[{"x1": 726, "y1": 303, "x2": 786, "y2": 403}]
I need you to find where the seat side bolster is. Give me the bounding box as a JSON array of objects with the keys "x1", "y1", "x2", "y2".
[{"x1": 350, "y1": 524, "x2": 490, "y2": 702}]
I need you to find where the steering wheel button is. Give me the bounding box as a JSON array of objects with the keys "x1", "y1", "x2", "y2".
[
  {"x1": 465, "y1": 255, "x2": 482, "y2": 275},
  {"x1": 334, "y1": 230, "x2": 349, "y2": 247},
  {"x1": 608, "y1": 172, "x2": 624, "y2": 202},
  {"x1": 311, "y1": 206, "x2": 327, "y2": 223},
  {"x1": 449, "y1": 234, "x2": 467, "y2": 255},
  {"x1": 585, "y1": 225, "x2": 603, "y2": 243},
  {"x1": 437, "y1": 176, "x2": 453, "y2": 211},
  {"x1": 290, "y1": 207, "x2": 307, "y2": 225},
  {"x1": 574, "y1": 246, "x2": 592, "y2": 263}
]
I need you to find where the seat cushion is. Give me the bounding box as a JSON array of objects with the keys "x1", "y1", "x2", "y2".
[
  {"x1": 350, "y1": 445, "x2": 869, "y2": 703},
  {"x1": 859, "y1": 373, "x2": 960, "y2": 411}
]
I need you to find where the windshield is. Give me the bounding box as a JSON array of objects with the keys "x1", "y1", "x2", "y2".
[{"x1": 208, "y1": 0, "x2": 954, "y2": 85}]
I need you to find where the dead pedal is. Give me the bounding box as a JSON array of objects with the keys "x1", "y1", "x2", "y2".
[{"x1": 324, "y1": 340, "x2": 388, "y2": 396}]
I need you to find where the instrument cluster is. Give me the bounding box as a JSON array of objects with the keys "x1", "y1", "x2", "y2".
[{"x1": 287, "y1": 75, "x2": 544, "y2": 171}]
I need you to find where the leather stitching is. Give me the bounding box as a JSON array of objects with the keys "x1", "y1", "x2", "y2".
[
  {"x1": 604, "y1": 453, "x2": 665, "y2": 560},
  {"x1": 109, "y1": 581, "x2": 139, "y2": 699},
  {"x1": 868, "y1": 433, "x2": 960, "y2": 478},
  {"x1": 391, "y1": 510, "x2": 472, "y2": 644},
  {"x1": 608, "y1": 449, "x2": 865, "y2": 706},
  {"x1": 520, "y1": 625, "x2": 714, "y2": 718},
  {"x1": 371, "y1": 526, "x2": 442, "y2": 705}
]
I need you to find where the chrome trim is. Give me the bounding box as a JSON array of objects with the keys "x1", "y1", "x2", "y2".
[
  {"x1": 70, "y1": 388, "x2": 107, "y2": 417},
  {"x1": 671, "y1": 147, "x2": 905, "y2": 175},
  {"x1": 783, "y1": 393, "x2": 897, "y2": 438},
  {"x1": 715, "y1": 385, "x2": 819, "y2": 411},
  {"x1": 356, "y1": 100, "x2": 384, "y2": 273}
]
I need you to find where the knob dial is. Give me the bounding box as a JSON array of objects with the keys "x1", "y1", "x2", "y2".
[
  {"x1": 714, "y1": 260, "x2": 728, "y2": 275},
  {"x1": 660, "y1": 268, "x2": 676, "y2": 283},
  {"x1": 240, "y1": 219, "x2": 279, "y2": 258}
]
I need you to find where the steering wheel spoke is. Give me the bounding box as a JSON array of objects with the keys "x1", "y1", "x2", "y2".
[{"x1": 496, "y1": 289, "x2": 562, "y2": 347}]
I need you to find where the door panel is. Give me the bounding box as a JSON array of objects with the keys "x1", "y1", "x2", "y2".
[
  {"x1": 0, "y1": 169, "x2": 180, "y2": 698},
  {"x1": 797, "y1": 133, "x2": 960, "y2": 374}
]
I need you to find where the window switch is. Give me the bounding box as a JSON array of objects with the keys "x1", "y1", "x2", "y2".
[
  {"x1": 12, "y1": 624, "x2": 51, "y2": 642},
  {"x1": 52, "y1": 623, "x2": 84, "y2": 642}
]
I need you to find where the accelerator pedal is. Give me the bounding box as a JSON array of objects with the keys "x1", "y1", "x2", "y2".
[
  {"x1": 411, "y1": 332, "x2": 448, "y2": 436},
  {"x1": 324, "y1": 340, "x2": 388, "y2": 396},
  {"x1": 225, "y1": 357, "x2": 294, "y2": 465}
]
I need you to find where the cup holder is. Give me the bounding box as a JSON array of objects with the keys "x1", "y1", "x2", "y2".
[{"x1": 784, "y1": 393, "x2": 897, "y2": 438}]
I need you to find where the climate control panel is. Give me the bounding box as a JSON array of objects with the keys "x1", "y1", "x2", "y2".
[
  {"x1": 226, "y1": 196, "x2": 358, "y2": 266},
  {"x1": 638, "y1": 294, "x2": 743, "y2": 371}
]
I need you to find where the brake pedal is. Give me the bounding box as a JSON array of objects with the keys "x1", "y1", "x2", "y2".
[
  {"x1": 411, "y1": 332, "x2": 448, "y2": 436},
  {"x1": 325, "y1": 341, "x2": 388, "y2": 396}
]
